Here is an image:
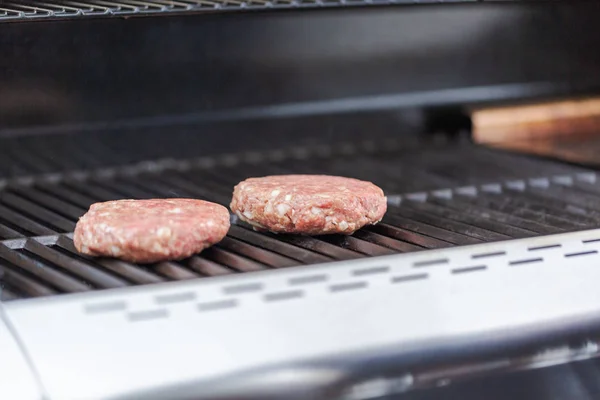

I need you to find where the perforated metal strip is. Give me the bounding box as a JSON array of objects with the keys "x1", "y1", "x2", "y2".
[{"x1": 5, "y1": 228, "x2": 600, "y2": 400}]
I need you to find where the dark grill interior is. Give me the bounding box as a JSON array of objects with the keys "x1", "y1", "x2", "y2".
[{"x1": 0, "y1": 133, "x2": 598, "y2": 302}]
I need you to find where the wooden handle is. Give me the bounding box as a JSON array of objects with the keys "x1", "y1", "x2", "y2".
[{"x1": 471, "y1": 98, "x2": 600, "y2": 144}]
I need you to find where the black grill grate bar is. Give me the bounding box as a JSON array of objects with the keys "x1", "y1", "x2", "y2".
[
  {"x1": 50, "y1": 137, "x2": 108, "y2": 170},
  {"x1": 352, "y1": 230, "x2": 424, "y2": 253},
  {"x1": 96, "y1": 175, "x2": 175, "y2": 203},
  {"x1": 1, "y1": 192, "x2": 76, "y2": 232},
  {"x1": 211, "y1": 163, "x2": 283, "y2": 184},
  {"x1": 272, "y1": 234, "x2": 363, "y2": 260},
  {"x1": 4, "y1": 146, "x2": 50, "y2": 175},
  {"x1": 277, "y1": 156, "x2": 455, "y2": 194},
  {"x1": 153, "y1": 172, "x2": 231, "y2": 205},
  {"x1": 0, "y1": 222, "x2": 25, "y2": 240},
  {"x1": 372, "y1": 158, "x2": 458, "y2": 192},
  {"x1": 8, "y1": 185, "x2": 87, "y2": 221},
  {"x1": 429, "y1": 196, "x2": 562, "y2": 235},
  {"x1": 388, "y1": 205, "x2": 511, "y2": 243},
  {"x1": 269, "y1": 157, "x2": 376, "y2": 186},
  {"x1": 80, "y1": 137, "x2": 139, "y2": 166},
  {"x1": 454, "y1": 191, "x2": 589, "y2": 230},
  {"x1": 218, "y1": 236, "x2": 299, "y2": 268},
  {"x1": 55, "y1": 236, "x2": 165, "y2": 284},
  {"x1": 215, "y1": 162, "x2": 292, "y2": 184},
  {"x1": 90, "y1": 178, "x2": 156, "y2": 200},
  {"x1": 115, "y1": 175, "x2": 187, "y2": 199},
  {"x1": 202, "y1": 167, "x2": 261, "y2": 194},
  {"x1": 317, "y1": 235, "x2": 396, "y2": 257},
  {"x1": 203, "y1": 247, "x2": 268, "y2": 273},
  {"x1": 227, "y1": 225, "x2": 333, "y2": 264},
  {"x1": 24, "y1": 239, "x2": 130, "y2": 289},
  {"x1": 0, "y1": 243, "x2": 91, "y2": 293},
  {"x1": 0, "y1": 203, "x2": 56, "y2": 237},
  {"x1": 503, "y1": 188, "x2": 600, "y2": 224},
  {"x1": 232, "y1": 219, "x2": 388, "y2": 260},
  {"x1": 281, "y1": 157, "x2": 389, "y2": 189},
  {"x1": 177, "y1": 170, "x2": 235, "y2": 204},
  {"x1": 367, "y1": 223, "x2": 452, "y2": 250},
  {"x1": 62, "y1": 179, "x2": 123, "y2": 203},
  {"x1": 187, "y1": 256, "x2": 235, "y2": 277},
  {"x1": 0, "y1": 262, "x2": 57, "y2": 297},
  {"x1": 11, "y1": 140, "x2": 68, "y2": 171},
  {"x1": 126, "y1": 175, "x2": 194, "y2": 200},
  {"x1": 35, "y1": 181, "x2": 97, "y2": 210},
  {"x1": 420, "y1": 147, "x2": 560, "y2": 183},
  {"x1": 153, "y1": 261, "x2": 200, "y2": 280},
  {"x1": 462, "y1": 147, "x2": 584, "y2": 178},
  {"x1": 382, "y1": 213, "x2": 481, "y2": 246},
  {"x1": 0, "y1": 152, "x2": 29, "y2": 177},
  {"x1": 529, "y1": 184, "x2": 600, "y2": 215},
  {"x1": 402, "y1": 200, "x2": 536, "y2": 239},
  {"x1": 138, "y1": 170, "x2": 229, "y2": 204},
  {"x1": 570, "y1": 180, "x2": 600, "y2": 196},
  {"x1": 152, "y1": 172, "x2": 219, "y2": 200}
]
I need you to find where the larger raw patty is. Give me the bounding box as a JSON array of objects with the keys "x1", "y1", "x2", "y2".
[
  {"x1": 74, "y1": 199, "x2": 230, "y2": 263},
  {"x1": 230, "y1": 175, "x2": 387, "y2": 235}
]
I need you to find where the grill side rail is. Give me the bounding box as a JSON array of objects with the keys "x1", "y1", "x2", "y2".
[{"x1": 5, "y1": 228, "x2": 600, "y2": 400}]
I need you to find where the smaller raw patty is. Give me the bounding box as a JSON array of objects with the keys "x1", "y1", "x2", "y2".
[
  {"x1": 230, "y1": 175, "x2": 387, "y2": 235},
  {"x1": 74, "y1": 199, "x2": 230, "y2": 263}
]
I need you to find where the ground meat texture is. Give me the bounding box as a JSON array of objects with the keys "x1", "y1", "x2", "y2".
[
  {"x1": 230, "y1": 175, "x2": 387, "y2": 235},
  {"x1": 74, "y1": 199, "x2": 230, "y2": 263}
]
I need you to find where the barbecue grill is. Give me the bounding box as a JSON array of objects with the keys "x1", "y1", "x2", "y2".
[{"x1": 3, "y1": 1, "x2": 600, "y2": 399}]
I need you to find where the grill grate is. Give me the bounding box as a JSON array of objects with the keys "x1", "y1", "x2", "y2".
[
  {"x1": 0, "y1": 141, "x2": 599, "y2": 301},
  {"x1": 0, "y1": 0, "x2": 479, "y2": 22}
]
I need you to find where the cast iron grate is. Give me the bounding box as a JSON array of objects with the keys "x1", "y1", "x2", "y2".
[{"x1": 0, "y1": 143, "x2": 598, "y2": 301}]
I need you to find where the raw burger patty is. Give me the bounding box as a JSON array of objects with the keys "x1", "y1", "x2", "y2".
[
  {"x1": 74, "y1": 199, "x2": 230, "y2": 263},
  {"x1": 230, "y1": 175, "x2": 387, "y2": 235}
]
